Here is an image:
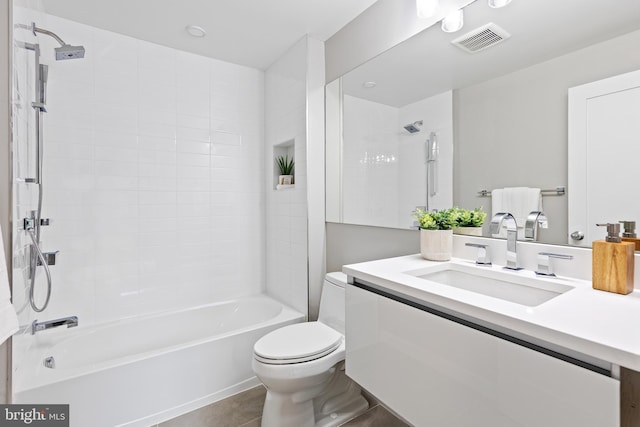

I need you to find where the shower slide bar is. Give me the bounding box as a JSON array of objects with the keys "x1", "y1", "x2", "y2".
[
  {"x1": 14, "y1": 23, "x2": 85, "y2": 313},
  {"x1": 476, "y1": 186, "x2": 566, "y2": 197},
  {"x1": 14, "y1": 21, "x2": 84, "y2": 313}
]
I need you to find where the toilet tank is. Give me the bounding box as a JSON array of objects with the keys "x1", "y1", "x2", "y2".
[{"x1": 318, "y1": 272, "x2": 347, "y2": 334}]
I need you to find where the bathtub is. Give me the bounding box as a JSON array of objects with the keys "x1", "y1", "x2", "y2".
[{"x1": 13, "y1": 295, "x2": 304, "y2": 427}]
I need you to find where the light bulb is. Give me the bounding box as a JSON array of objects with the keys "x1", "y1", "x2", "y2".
[
  {"x1": 416, "y1": 0, "x2": 439, "y2": 18},
  {"x1": 441, "y1": 9, "x2": 464, "y2": 33},
  {"x1": 488, "y1": 0, "x2": 512, "y2": 8}
]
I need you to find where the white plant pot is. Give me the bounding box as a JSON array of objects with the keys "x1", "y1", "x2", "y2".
[
  {"x1": 453, "y1": 226, "x2": 483, "y2": 236},
  {"x1": 279, "y1": 175, "x2": 294, "y2": 185},
  {"x1": 420, "y1": 229, "x2": 453, "y2": 261}
]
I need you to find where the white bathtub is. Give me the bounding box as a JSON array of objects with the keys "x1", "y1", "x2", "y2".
[{"x1": 13, "y1": 295, "x2": 304, "y2": 427}]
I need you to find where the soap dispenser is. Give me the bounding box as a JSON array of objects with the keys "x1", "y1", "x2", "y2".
[
  {"x1": 620, "y1": 220, "x2": 640, "y2": 251},
  {"x1": 592, "y1": 223, "x2": 635, "y2": 295}
]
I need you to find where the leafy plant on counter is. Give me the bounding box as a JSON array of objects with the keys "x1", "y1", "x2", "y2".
[
  {"x1": 413, "y1": 208, "x2": 459, "y2": 230},
  {"x1": 414, "y1": 206, "x2": 487, "y2": 230},
  {"x1": 452, "y1": 206, "x2": 487, "y2": 227},
  {"x1": 275, "y1": 155, "x2": 294, "y2": 176}
]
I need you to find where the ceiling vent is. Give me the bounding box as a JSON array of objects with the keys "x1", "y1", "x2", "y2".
[{"x1": 451, "y1": 23, "x2": 511, "y2": 54}]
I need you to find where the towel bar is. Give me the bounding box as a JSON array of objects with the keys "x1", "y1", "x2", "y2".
[{"x1": 477, "y1": 186, "x2": 565, "y2": 197}]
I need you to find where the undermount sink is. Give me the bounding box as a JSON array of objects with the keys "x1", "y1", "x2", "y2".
[{"x1": 404, "y1": 263, "x2": 574, "y2": 307}]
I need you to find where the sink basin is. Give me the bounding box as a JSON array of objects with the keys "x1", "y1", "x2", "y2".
[{"x1": 404, "y1": 263, "x2": 573, "y2": 306}]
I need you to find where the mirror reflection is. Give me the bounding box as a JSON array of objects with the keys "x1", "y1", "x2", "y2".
[{"x1": 326, "y1": 0, "x2": 640, "y2": 246}]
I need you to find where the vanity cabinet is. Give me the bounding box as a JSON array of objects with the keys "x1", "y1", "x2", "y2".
[{"x1": 346, "y1": 283, "x2": 620, "y2": 426}]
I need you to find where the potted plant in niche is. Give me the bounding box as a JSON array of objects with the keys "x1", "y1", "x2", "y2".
[
  {"x1": 276, "y1": 155, "x2": 294, "y2": 186},
  {"x1": 452, "y1": 207, "x2": 487, "y2": 236},
  {"x1": 413, "y1": 208, "x2": 458, "y2": 261}
]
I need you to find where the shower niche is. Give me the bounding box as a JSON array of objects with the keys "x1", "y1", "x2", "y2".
[{"x1": 273, "y1": 140, "x2": 295, "y2": 190}]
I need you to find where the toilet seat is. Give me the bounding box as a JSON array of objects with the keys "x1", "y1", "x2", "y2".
[{"x1": 254, "y1": 322, "x2": 343, "y2": 365}]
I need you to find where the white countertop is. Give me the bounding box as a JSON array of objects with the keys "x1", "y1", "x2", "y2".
[{"x1": 343, "y1": 254, "x2": 640, "y2": 372}]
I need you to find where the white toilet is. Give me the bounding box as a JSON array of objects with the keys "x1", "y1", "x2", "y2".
[{"x1": 252, "y1": 272, "x2": 369, "y2": 427}]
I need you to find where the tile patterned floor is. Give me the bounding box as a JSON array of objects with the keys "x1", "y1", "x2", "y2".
[
  {"x1": 156, "y1": 385, "x2": 410, "y2": 427},
  {"x1": 157, "y1": 386, "x2": 266, "y2": 427},
  {"x1": 340, "y1": 405, "x2": 411, "y2": 427}
]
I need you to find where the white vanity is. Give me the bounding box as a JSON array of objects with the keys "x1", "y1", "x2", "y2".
[{"x1": 343, "y1": 252, "x2": 640, "y2": 426}]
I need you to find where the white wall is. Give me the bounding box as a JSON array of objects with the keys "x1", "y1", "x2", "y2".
[
  {"x1": 305, "y1": 37, "x2": 326, "y2": 320},
  {"x1": 264, "y1": 37, "x2": 309, "y2": 316},
  {"x1": 11, "y1": 13, "x2": 265, "y2": 334}
]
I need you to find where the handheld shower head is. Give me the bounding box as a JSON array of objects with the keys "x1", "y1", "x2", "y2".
[
  {"x1": 403, "y1": 120, "x2": 423, "y2": 133},
  {"x1": 55, "y1": 45, "x2": 85, "y2": 60}
]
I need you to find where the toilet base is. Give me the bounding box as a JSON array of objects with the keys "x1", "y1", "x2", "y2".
[{"x1": 261, "y1": 363, "x2": 369, "y2": 427}]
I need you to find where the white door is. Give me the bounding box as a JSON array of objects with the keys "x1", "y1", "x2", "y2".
[{"x1": 568, "y1": 69, "x2": 640, "y2": 246}]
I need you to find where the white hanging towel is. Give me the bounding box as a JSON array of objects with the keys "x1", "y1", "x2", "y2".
[
  {"x1": 491, "y1": 187, "x2": 542, "y2": 239},
  {"x1": 0, "y1": 227, "x2": 19, "y2": 345}
]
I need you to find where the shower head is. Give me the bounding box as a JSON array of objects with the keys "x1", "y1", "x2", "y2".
[
  {"x1": 403, "y1": 120, "x2": 423, "y2": 133},
  {"x1": 28, "y1": 23, "x2": 86, "y2": 60},
  {"x1": 55, "y1": 45, "x2": 85, "y2": 60}
]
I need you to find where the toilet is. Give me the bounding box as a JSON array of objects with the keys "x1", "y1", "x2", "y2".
[{"x1": 252, "y1": 272, "x2": 369, "y2": 427}]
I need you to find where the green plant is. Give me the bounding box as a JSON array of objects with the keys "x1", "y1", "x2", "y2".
[
  {"x1": 275, "y1": 155, "x2": 294, "y2": 176},
  {"x1": 413, "y1": 208, "x2": 459, "y2": 230},
  {"x1": 414, "y1": 207, "x2": 486, "y2": 230},
  {"x1": 452, "y1": 207, "x2": 487, "y2": 227}
]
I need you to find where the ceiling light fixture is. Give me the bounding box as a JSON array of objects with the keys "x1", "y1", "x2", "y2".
[
  {"x1": 488, "y1": 0, "x2": 512, "y2": 8},
  {"x1": 441, "y1": 9, "x2": 464, "y2": 33},
  {"x1": 362, "y1": 81, "x2": 377, "y2": 89},
  {"x1": 185, "y1": 25, "x2": 206, "y2": 38},
  {"x1": 416, "y1": 0, "x2": 439, "y2": 18}
]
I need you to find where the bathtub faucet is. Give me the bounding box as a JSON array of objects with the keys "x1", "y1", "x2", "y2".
[{"x1": 32, "y1": 316, "x2": 78, "y2": 335}]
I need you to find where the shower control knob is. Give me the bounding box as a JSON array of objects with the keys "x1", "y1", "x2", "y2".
[{"x1": 570, "y1": 230, "x2": 584, "y2": 241}]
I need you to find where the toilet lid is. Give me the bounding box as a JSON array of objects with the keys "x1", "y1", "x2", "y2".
[{"x1": 254, "y1": 322, "x2": 342, "y2": 364}]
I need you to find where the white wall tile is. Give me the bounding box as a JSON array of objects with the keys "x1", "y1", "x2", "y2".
[
  {"x1": 264, "y1": 38, "x2": 309, "y2": 316},
  {"x1": 12, "y1": 13, "x2": 265, "y2": 331}
]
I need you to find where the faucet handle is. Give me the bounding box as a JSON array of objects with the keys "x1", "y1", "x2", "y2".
[
  {"x1": 536, "y1": 252, "x2": 573, "y2": 277},
  {"x1": 465, "y1": 243, "x2": 492, "y2": 266},
  {"x1": 525, "y1": 211, "x2": 548, "y2": 240}
]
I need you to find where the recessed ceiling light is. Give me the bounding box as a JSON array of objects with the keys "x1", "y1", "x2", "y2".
[
  {"x1": 362, "y1": 81, "x2": 377, "y2": 89},
  {"x1": 186, "y1": 25, "x2": 206, "y2": 38}
]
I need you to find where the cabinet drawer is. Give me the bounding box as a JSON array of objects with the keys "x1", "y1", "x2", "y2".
[{"x1": 346, "y1": 284, "x2": 619, "y2": 427}]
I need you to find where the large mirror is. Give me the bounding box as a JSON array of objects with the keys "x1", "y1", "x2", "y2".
[{"x1": 326, "y1": 0, "x2": 640, "y2": 245}]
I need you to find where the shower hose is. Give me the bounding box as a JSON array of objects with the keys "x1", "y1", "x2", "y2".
[{"x1": 27, "y1": 226, "x2": 52, "y2": 313}]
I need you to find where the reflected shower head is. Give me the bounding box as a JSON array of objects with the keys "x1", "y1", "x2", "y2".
[
  {"x1": 403, "y1": 120, "x2": 423, "y2": 133},
  {"x1": 55, "y1": 44, "x2": 85, "y2": 60}
]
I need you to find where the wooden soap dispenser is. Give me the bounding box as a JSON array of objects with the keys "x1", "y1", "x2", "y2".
[
  {"x1": 592, "y1": 223, "x2": 635, "y2": 295},
  {"x1": 620, "y1": 220, "x2": 640, "y2": 251}
]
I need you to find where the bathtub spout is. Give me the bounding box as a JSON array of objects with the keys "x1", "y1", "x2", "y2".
[{"x1": 32, "y1": 316, "x2": 78, "y2": 335}]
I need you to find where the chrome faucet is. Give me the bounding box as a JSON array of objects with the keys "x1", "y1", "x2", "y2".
[
  {"x1": 525, "y1": 211, "x2": 548, "y2": 241},
  {"x1": 32, "y1": 316, "x2": 78, "y2": 335},
  {"x1": 490, "y1": 212, "x2": 522, "y2": 270}
]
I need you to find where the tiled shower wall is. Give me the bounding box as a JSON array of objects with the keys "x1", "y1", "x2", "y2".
[
  {"x1": 12, "y1": 12, "x2": 266, "y2": 332},
  {"x1": 341, "y1": 91, "x2": 453, "y2": 229},
  {"x1": 264, "y1": 38, "x2": 309, "y2": 315}
]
